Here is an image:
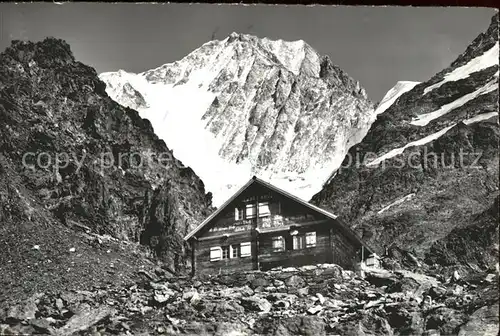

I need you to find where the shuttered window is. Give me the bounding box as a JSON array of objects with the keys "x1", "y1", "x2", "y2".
[
  {"x1": 234, "y1": 207, "x2": 243, "y2": 220},
  {"x1": 245, "y1": 204, "x2": 256, "y2": 218},
  {"x1": 306, "y1": 232, "x2": 317, "y2": 248},
  {"x1": 240, "y1": 242, "x2": 251, "y2": 257},
  {"x1": 210, "y1": 247, "x2": 222, "y2": 261},
  {"x1": 272, "y1": 236, "x2": 285, "y2": 252},
  {"x1": 292, "y1": 232, "x2": 317, "y2": 250},
  {"x1": 258, "y1": 202, "x2": 270, "y2": 217}
]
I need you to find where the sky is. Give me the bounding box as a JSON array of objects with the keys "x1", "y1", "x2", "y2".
[{"x1": 0, "y1": 3, "x2": 497, "y2": 100}]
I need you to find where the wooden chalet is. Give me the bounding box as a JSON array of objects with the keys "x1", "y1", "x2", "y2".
[{"x1": 184, "y1": 176, "x2": 374, "y2": 275}]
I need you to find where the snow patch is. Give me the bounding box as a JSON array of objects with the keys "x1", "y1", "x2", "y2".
[
  {"x1": 375, "y1": 81, "x2": 420, "y2": 115},
  {"x1": 410, "y1": 74, "x2": 498, "y2": 127},
  {"x1": 366, "y1": 125, "x2": 455, "y2": 166},
  {"x1": 367, "y1": 110, "x2": 498, "y2": 167},
  {"x1": 463, "y1": 111, "x2": 498, "y2": 124},
  {"x1": 424, "y1": 42, "x2": 499, "y2": 95},
  {"x1": 378, "y1": 193, "x2": 416, "y2": 214}
]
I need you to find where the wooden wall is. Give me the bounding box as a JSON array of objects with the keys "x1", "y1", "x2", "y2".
[
  {"x1": 258, "y1": 223, "x2": 332, "y2": 271},
  {"x1": 193, "y1": 232, "x2": 255, "y2": 275},
  {"x1": 330, "y1": 229, "x2": 359, "y2": 270},
  {"x1": 198, "y1": 183, "x2": 326, "y2": 236}
]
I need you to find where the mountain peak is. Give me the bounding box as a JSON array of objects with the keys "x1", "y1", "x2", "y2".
[
  {"x1": 218, "y1": 33, "x2": 312, "y2": 75},
  {"x1": 225, "y1": 31, "x2": 255, "y2": 43},
  {"x1": 5, "y1": 37, "x2": 75, "y2": 68},
  {"x1": 223, "y1": 32, "x2": 307, "y2": 47},
  {"x1": 100, "y1": 34, "x2": 374, "y2": 206}
]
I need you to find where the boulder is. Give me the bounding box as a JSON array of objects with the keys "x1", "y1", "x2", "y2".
[
  {"x1": 274, "y1": 300, "x2": 291, "y2": 309},
  {"x1": 296, "y1": 287, "x2": 309, "y2": 297},
  {"x1": 316, "y1": 293, "x2": 326, "y2": 305},
  {"x1": 250, "y1": 277, "x2": 270, "y2": 289},
  {"x1": 6, "y1": 293, "x2": 43, "y2": 322},
  {"x1": 307, "y1": 305, "x2": 323, "y2": 315},
  {"x1": 425, "y1": 307, "x2": 466, "y2": 335},
  {"x1": 299, "y1": 265, "x2": 318, "y2": 272},
  {"x1": 153, "y1": 286, "x2": 175, "y2": 304},
  {"x1": 240, "y1": 296, "x2": 272, "y2": 313},
  {"x1": 54, "y1": 306, "x2": 115, "y2": 336},
  {"x1": 336, "y1": 312, "x2": 393, "y2": 336},
  {"x1": 30, "y1": 318, "x2": 54, "y2": 334},
  {"x1": 458, "y1": 304, "x2": 499, "y2": 336},
  {"x1": 427, "y1": 286, "x2": 447, "y2": 299},
  {"x1": 364, "y1": 268, "x2": 400, "y2": 287},
  {"x1": 270, "y1": 316, "x2": 326, "y2": 336},
  {"x1": 285, "y1": 275, "x2": 306, "y2": 288},
  {"x1": 182, "y1": 290, "x2": 201, "y2": 304},
  {"x1": 386, "y1": 277, "x2": 421, "y2": 295},
  {"x1": 273, "y1": 279, "x2": 285, "y2": 287}
]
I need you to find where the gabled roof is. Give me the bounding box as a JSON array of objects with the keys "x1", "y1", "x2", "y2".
[{"x1": 184, "y1": 176, "x2": 374, "y2": 254}]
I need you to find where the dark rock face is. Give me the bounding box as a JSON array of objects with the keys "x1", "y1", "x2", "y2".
[
  {"x1": 319, "y1": 55, "x2": 368, "y2": 98},
  {"x1": 0, "y1": 38, "x2": 213, "y2": 273},
  {"x1": 425, "y1": 196, "x2": 499, "y2": 271},
  {"x1": 311, "y1": 13, "x2": 499, "y2": 274}
]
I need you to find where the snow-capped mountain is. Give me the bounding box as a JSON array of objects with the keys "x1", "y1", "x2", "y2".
[
  {"x1": 312, "y1": 13, "x2": 499, "y2": 273},
  {"x1": 100, "y1": 33, "x2": 374, "y2": 206}
]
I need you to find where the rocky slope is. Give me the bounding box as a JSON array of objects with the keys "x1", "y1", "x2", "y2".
[
  {"x1": 1, "y1": 263, "x2": 498, "y2": 335},
  {"x1": 0, "y1": 37, "x2": 213, "y2": 286},
  {"x1": 100, "y1": 33, "x2": 374, "y2": 206},
  {"x1": 312, "y1": 13, "x2": 499, "y2": 275}
]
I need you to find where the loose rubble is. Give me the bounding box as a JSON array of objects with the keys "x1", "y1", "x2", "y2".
[{"x1": 1, "y1": 263, "x2": 497, "y2": 335}]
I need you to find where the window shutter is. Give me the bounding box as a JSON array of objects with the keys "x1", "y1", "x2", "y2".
[
  {"x1": 258, "y1": 202, "x2": 270, "y2": 217},
  {"x1": 272, "y1": 236, "x2": 284, "y2": 252},
  {"x1": 234, "y1": 208, "x2": 239, "y2": 220},
  {"x1": 245, "y1": 204, "x2": 256, "y2": 218},
  {"x1": 240, "y1": 242, "x2": 251, "y2": 257},
  {"x1": 210, "y1": 247, "x2": 222, "y2": 261},
  {"x1": 306, "y1": 232, "x2": 316, "y2": 247}
]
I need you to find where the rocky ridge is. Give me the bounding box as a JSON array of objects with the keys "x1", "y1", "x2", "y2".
[
  {"x1": 0, "y1": 37, "x2": 213, "y2": 285},
  {"x1": 312, "y1": 13, "x2": 499, "y2": 275}
]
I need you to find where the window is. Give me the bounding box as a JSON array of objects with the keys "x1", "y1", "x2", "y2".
[
  {"x1": 230, "y1": 244, "x2": 240, "y2": 258},
  {"x1": 258, "y1": 202, "x2": 270, "y2": 217},
  {"x1": 234, "y1": 207, "x2": 244, "y2": 220},
  {"x1": 211, "y1": 244, "x2": 244, "y2": 262},
  {"x1": 292, "y1": 231, "x2": 317, "y2": 250},
  {"x1": 210, "y1": 247, "x2": 222, "y2": 261},
  {"x1": 272, "y1": 236, "x2": 285, "y2": 252},
  {"x1": 221, "y1": 246, "x2": 230, "y2": 259},
  {"x1": 305, "y1": 232, "x2": 317, "y2": 248},
  {"x1": 240, "y1": 242, "x2": 251, "y2": 257},
  {"x1": 293, "y1": 235, "x2": 305, "y2": 250},
  {"x1": 245, "y1": 204, "x2": 256, "y2": 219}
]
